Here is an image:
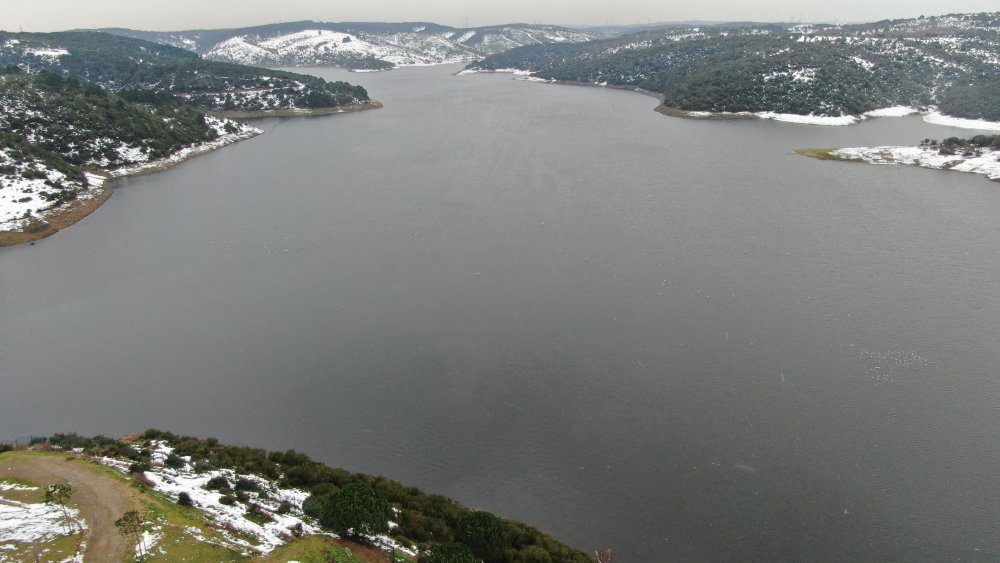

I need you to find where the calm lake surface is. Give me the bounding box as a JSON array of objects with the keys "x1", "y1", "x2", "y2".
[{"x1": 3, "y1": 64, "x2": 1000, "y2": 561}]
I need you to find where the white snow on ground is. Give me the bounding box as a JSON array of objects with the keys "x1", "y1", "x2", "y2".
[
  {"x1": 108, "y1": 124, "x2": 260, "y2": 178},
  {"x1": 127, "y1": 442, "x2": 322, "y2": 554},
  {"x1": 863, "y1": 106, "x2": 918, "y2": 117},
  {"x1": 755, "y1": 111, "x2": 859, "y2": 125},
  {"x1": 922, "y1": 111, "x2": 1000, "y2": 131},
  {"x1": 22, "y1": 47, "x2": 69, "y2": 59},
  {"x1": 0, "y1": 149, "x2": 86, "y2": 230},
  {"x1": 0, "y1": 483, "x2": 34, "y2": 492},
  {"x1": 0, "y1": 495, "x2": 84, "y2": 547},
  {"x1": 762, "y1": 67, "x2": 818, "y2": 83},
  {"x1": 458, "y1": 68, "x2": 537, "y2": 76},
  {"x1": 832, "y1": 146, "x2": 1000, "y2": 181},
  {"x1": 1, "y1": 118, "x2": 258, "y2": 233},
  {"x1": 135, "y1": 528, "x2": 163, "y2": 558},
  {"x1": 95, "y1": 442, "x2": 418, "y2": 558},
  {"x1": 851, "y1": 56, "x2": 876, "y2": 71}
]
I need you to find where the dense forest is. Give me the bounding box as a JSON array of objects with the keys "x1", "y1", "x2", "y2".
[
  {"x1": 0, "y1": 31, "x2": 371, "y2": 112},
  {"x1": 0, "y1": 67, "x2": 250, "y2": 225},
  {"x1": 471, "y1": 12, "x2": 1000, "y2": 120},
  {"x1": 2, "y1": 69, "x2": 219, "y2": 165},
  {"x1": 26, "y1": 431, "x2": 592, "y2": 563}
]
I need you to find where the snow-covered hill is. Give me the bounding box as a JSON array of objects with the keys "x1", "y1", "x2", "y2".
[{"x1": 104, "y1": 22, "x2": 595, "y2": 69}]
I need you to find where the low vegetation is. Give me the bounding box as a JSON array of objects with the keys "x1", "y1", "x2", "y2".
[{"x1": 20, "y1": 431, "x2": 592, "y2": 562}]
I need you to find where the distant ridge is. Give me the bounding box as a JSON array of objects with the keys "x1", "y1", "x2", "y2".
[
  {"x1": 471, "y1": 11, "x2": 1000, "y2": 121},
  {"x1": 98, "y1": 21, "x2": 596, "y2": 70}
]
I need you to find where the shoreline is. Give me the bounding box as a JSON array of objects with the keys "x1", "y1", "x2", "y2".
[
  {"x1": 0, "y1": 186, "x2": 112, "y2": 247},
  {"x1": 796, "y1": 146, "x2": 1000, "y2": 183},
  {"x1": 0, "y1": 128, "x2": 262, "y2": 247},
  {"x1": 462, "y1": 70, "x2": 1000, "y2": 130},
  {"x1": 658, "y1": 104, "x2": 1000, "y2": 129},
  {"x1": 210, "y1": 100, "x2": 382, "y2": 119},
  {"x1": 1, "y1": 100, "x2": 384, "y2": 247}
]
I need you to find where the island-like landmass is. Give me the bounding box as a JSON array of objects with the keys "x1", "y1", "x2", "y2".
[
  {"x1": 0, "y1": 431, "x2": 594, "y2": 562},
  {"x1": 796, "y1": 135, "x2": 1000, "y2": 182},
  {"x1": 0, "y1": 31, "x2": 380, "y2": 246}
]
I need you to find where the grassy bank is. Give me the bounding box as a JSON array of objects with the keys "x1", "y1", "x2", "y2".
[{"x1": 793, "y1": 148, "x2": 859, "y2": 161}]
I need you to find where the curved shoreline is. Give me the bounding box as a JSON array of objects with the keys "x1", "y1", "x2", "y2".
[
  {"x1": 0, "y1": 186, "x2": 112, "y2": 247},
  {"x1": 0, "y1": 128, "x2": 261, "y2": 247},
  {"x1": 1, "y1": 100, "x2": 386, "y2": 247}
]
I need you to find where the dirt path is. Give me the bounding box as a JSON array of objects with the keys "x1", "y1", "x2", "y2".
[{"x1": 0, "y1": 454, "x2": 138, "y2": 562}]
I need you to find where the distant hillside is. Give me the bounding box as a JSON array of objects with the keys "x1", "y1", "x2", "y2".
[
  {"x1": 470, "y1": 12, "x2": 1000, "y2": 121},
  {"x1": 0, "y1": 31, "x2": 374, "y2": 112},
  {"x1": 100, "y1": 21, "x2": 596, "y2": 69},
  {"x1": 0, "y1": 67, "x2": 259, "y2": 238}
]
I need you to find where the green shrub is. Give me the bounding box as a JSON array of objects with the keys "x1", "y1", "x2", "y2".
[
  {"x1": 456, "y1": 512, "x2": 506, "y2": 563},
  {"x1": 164, "y1": 453, "x2": 185, "y2": 469},
  {"x1": 206, "y1": 476, "x2": 230, "y2": 491},
  {"x1": 420, "y1": 542, "x2": 477, "y2": 563},
  {"x1": 318, "y1": 483, "x2": 389, "y2": 541}
]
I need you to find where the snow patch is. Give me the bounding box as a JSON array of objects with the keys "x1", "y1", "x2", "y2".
[
  {"x1": 863, "y1": 106, "x2": 918, "y2": 117},
  {"x1": 833, "y1": 145, "x2": 1000, "y2": 181},
  {"x1": 922, "y1": 111, "x2": 1000, "y2": 131},
  {"x1": 22, "y1": 47, "x2": 69, "y2": 59},
  {"x1": 93, "y1": 441, "x2": 419, "y2": 558},
  {"x1": 0, "y1": 498, "x2": 83, "y2": 545},
  {"x1": 755, "y1": 111, "x2": 858, "y2": 126},
  {"x1": 0, "y1": 482, "x2": 36, "y2": 492},
  {"x1": 108, "y1": 123, "x2": 260, "y2": 178},
  {"x1": 135, "y1": 528, "x2": 163, "y2": 558}
]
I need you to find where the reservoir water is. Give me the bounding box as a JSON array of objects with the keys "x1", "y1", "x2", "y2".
[{"x1": 3, "y1": 64, "x2": 1000, "y2": 561}]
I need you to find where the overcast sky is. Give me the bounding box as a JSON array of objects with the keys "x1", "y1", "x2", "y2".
[{"x1": 2, "y1": 0, "x2": 997, "y2": 32}]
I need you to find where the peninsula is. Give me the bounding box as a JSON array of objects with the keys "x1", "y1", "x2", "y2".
[{"x1": 796, "y1": 135, "x2": 1000, "y2": 182}]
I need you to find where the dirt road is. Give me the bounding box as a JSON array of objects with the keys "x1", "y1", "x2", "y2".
[{"x1": 0, "y1": 454, "x2": 137, "y2": 561}]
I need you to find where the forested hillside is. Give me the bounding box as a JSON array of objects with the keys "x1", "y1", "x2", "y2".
[
  {"x1": 0, "y1": 31, "x2": 372, "y2": 112},
  {"x1": 470, "y1": 12, "x2": 1000, "y2": 120},
  {"x1": 0, "y1": 67, "x2": 260, "y2": 232}
]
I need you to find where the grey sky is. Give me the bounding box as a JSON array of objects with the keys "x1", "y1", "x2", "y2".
[{"x1": 2, "y1": 0, "x2": 997, "y2": 32}]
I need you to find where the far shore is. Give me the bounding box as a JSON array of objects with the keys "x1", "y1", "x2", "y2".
[
  {"x1": 210, "y1": 100, "x2": 382, "y2": 119},
  {"x1": 655, "y1": 104, "x2": 755, "y2": 120}
]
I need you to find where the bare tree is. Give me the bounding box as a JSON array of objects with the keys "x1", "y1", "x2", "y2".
[{"x1": 43, "y1": 483, "x2": 79, "y2": 534}]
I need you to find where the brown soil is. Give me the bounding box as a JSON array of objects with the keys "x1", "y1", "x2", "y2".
[{"x1": 0, "y1": 453, "x2": 140, "y2": 562}]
